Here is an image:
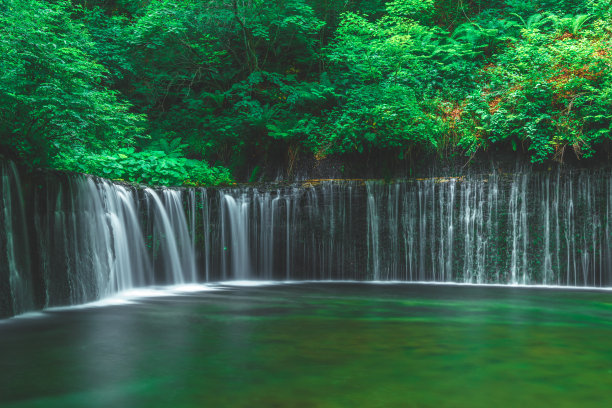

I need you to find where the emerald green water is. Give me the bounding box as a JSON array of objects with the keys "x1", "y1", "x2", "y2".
[{"x1": 1, "y1": 283, "x2": 611, "y2": 407}]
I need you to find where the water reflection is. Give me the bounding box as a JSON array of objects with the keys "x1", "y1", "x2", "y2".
[{"x1": 0, "y1": 283, "x2": 610, "y2": 408}]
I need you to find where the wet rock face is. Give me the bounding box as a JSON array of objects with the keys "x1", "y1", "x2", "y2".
[
  {"x1": 359, "y1": 172, "x2": 612, "y2": 286},
  {"x1": 205, "y1": 171, "x2": 612, "y2": 286},
  {"x1": 2, "y1": 161, "x2": 612, "y2": 317}
]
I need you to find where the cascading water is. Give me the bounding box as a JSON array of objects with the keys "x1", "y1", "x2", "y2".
[
  {"x1": 220, "y1": 192, "x2": 253, "y2": 280},
  {"x1": 0, "y1": 164, "x2": 199, "y2": 317},
  {"x1": 0, "y1": 162, "x2": 34, "y2": 315},
  {"x1": 146, "y1": 188, "x2": 197, "y2": 284},
  {"x1": 206, "y1": 172, "x2": 612, "y2": 286},
  {"x1": 2, "y1": 161, "x2": 612, "y2": 318},
  {"x1": 356, "y1": 172, "x2": 611, "y2": 286}
]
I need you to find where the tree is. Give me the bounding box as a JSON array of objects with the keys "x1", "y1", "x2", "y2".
[{"x1": 0, "y1": 0, "x2": 145, "y2": 166}]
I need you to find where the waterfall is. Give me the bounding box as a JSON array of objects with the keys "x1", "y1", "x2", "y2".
[
  {"x1": 91, "y1": 180, "x2": 152, "y2": 293},
  {"x1": 201, "y1": 189, "x2": 211, "y2": 281},
  {"x1": 2, "y1": 162, "x2": 612, "y2": 318},
  {"x1": 0, "y1": 165, "x2": 200, "y2": 317},
  {"x1": 366, "y1": 182, "x2": 381, "y2": 280},
  {"x1": 145, "y1": 188, "x2": 197, "y2": 284},
  {"x1": 221, "y1": 192, "x2": 252, "y2": 280},
  {"x1": 1, "y1": 162, "x2": 34, "y2": 315}
]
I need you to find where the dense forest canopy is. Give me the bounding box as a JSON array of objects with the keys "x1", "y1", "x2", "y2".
[{"x1": 1, "y1": 0, "x2": 611, "y2": 185}]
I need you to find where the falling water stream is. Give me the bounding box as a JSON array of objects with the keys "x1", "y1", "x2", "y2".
[
  {"x1": 2, "y1": 161, "x2": 612, "y2": 408},
  {"x1": 2, "y1": 162, "x2": 612, "y2": 317}
]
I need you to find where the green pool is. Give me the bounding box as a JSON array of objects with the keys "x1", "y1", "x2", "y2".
[{"x1": 1, "y1": 283, "x2": 611, "y2": 407}]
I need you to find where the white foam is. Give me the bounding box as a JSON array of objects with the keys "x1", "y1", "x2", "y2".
[
  {"x1": 166, "y1": 283, "x2": 218, "y2": 293},
  {"x1": 216, "y1": 279, "x2": 612, "y2": 292},
  {"x1": 0, "y1": 311, "x2": 46, "y2": 323},
  {"x1": 216, "y1": 280, "x2": 312, "y2": 287},
  {"x1": 5, "y1": 280, "x2": 611, "y2": 322},
  {"x1": 335, "y1": 280, "x2": 612, "y2": 292},
  {"x1": 42, "y1": 284, "x2": 219, "y2": 313},
  {"x1": 218, "y1": 280, "x2": 285, "y2": 287}
]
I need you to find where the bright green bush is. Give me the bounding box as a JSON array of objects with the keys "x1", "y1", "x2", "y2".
[
  {"x1": 54, "y1": 148, "x2": 233, "y2": 186},
  {"x1": 459, "y1": 15, "x2": 612, "y2": 162}
]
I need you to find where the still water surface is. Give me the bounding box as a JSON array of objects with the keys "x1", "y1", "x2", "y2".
[{"x1": 1, "y1": 283, "x2": 611, "y2": 407}]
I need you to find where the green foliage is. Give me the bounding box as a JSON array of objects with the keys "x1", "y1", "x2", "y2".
[
  {"x1": 459, "y1": 15, "x2": 612, "y2": 162},
  {"x1": 386, "y1": 0, "x2": 435, "y2": 20},
  {"x1": 0, "y1": 0, "x2": 145, "y2": 166},
  {"x1": 311, "y1": 84, "x2": 446, "y2": 155},
  {"x1": 313, "y1": 8, "x2": 482, "y2": 156},
  {"x1": 54, "y1": 148, "x2": 233, "y2": 186},
  {"x1": 147, "y1": 137, "x2": 188, "y2": 159},
  {"x1": 2, "y1": 0, "x2": 612, "y2": 181}
]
